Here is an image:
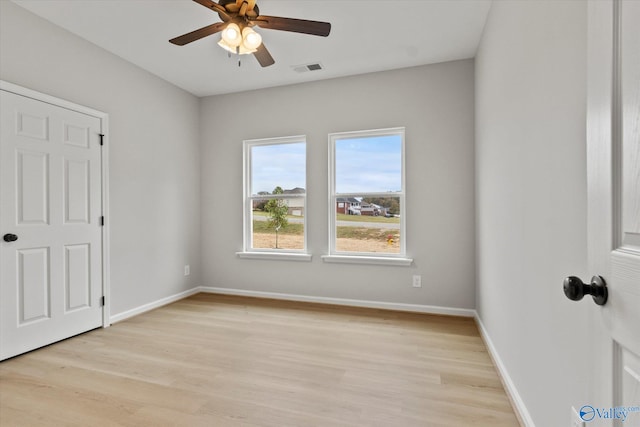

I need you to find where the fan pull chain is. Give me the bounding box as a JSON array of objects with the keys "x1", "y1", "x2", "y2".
[{"x1": 225, "y1": 49, "x2": 242, "y2": 67}]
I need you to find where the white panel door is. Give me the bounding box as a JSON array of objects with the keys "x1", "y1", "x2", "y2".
[
  {"x1": 587, "y1": 1, "x2": 640, "y2": 425},
  {"x1": 1, "y1": 89, "x2": 103, "y2": 360}
]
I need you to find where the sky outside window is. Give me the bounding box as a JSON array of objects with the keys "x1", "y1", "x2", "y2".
[
  {"x1": 251, "y1": 142, "x2": 306, "y2": 195},
  {"x1": 335, "y1": 134, "x2": 402, "y2": 194}
]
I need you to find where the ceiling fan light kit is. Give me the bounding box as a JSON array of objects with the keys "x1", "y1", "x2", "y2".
[
  {"x1": 221, "y1": 22, "x2": 242, "y2": 46},
  {"x1": 242, "y1": 27, "x2": 262, "y2": 50},
  {"x1": 217, "y1": 23, "x2": 261, "y2": 56},
  {"x1": 170, "y1": 0, "x2": 331, "y2": 67}
]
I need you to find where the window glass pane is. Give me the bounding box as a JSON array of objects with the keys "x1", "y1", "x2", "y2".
[
  {"x1": 251, "y1": 142, "x2": 306, "y2": 196},
  {"x1": 330, "y1": 128, "x2": 405, "y2": 257},
  {"x1": 335, "y1": 135, "x2": 401, "y2": 194},
  {"x1": 335, "y1": 196, "x2": 401, "y2": 254},
  {"x1": 252, "y1": 198, "x2": 305, "y2": 250},
  {"x1": 245, "y1": 137, "x2": 307, "y2": 254}
]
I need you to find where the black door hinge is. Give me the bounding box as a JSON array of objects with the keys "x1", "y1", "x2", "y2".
[
  {"x1": 100, "y1": 216, "x2": 104, "y2": 226},
  {"x1": 99, "y1": 134, "x2": 104, "y2": 146},
  {"x1": 100, "y1": 296, "x2": 105, "y2": 306}
]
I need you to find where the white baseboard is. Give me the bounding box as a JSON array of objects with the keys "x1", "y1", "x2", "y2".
[
  {"x1": 109, "y1": 287, "x2": 201, "y2": 324},
  {"x1": 197, "y1": 286, "x2": 476, "y2": 317},
  {"x1": 474, "y1": 313, "x2": 535, "y2": 427}
]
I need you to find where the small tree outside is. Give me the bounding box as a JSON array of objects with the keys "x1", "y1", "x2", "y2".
[{"x1": 264, "y1": 186, "x2": 289, "y2": 248}]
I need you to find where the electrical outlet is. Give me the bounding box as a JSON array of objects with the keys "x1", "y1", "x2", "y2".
[
  {"x1": 571, "y1": 406, "x2": 585, "y2": 427},
  {"x1": 184, "y1": 265, "x2": 190, "y2": 276},
  {"x1": 412, "y1": 275, "x2": 422, "y2": 288}
]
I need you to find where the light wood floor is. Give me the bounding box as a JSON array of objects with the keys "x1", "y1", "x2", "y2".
[{"x1": 0, "y1": 294, "x2": 520, "y2": 426}]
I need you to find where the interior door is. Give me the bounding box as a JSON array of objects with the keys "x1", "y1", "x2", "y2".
[
  {"x1": 0, "y1": 88, "x2": 104, "y2": 361},
  {"x1": 587, "y1": 0, "x2": 640, "y2": 425}
]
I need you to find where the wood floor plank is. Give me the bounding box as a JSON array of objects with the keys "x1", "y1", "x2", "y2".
[{"x1": 0, "y1": 293, "x2": 520, "y2": 426}]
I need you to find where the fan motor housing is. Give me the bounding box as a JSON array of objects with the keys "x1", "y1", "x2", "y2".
[{"x1": 218, "y1": 0, "x2": 259, "y2": 17}]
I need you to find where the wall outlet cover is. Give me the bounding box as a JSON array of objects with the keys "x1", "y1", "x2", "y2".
[{"x1": 412, "y1": 275, "x2": 422, "y2": 288}]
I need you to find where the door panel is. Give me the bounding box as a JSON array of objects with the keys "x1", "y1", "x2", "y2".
[
  {"x1": 16, "y1": 111, "x2": 48, "y2": 141},
  {"x1": 64, "y1": 243, "x2": 91, "y2": 312},
  {"x1": 17, "y1": 247, "x2": 50, "y2": 324},
  {"x1": 63, "y1": 122, "x2": 90, "y2": 148},
  {"x1": 16, "y1": 150, "x2": 49, "y2": 225},
  {"x1": 616, "y1": 346, "x2": 640, "y2": 423},
  {"x1": 621, "y1": 0, "x2": 640, "y2": 243},
  {"x1": 1, "y1": 89, "x2": 104, "y2": 360},
  {"x1": 64, "y1": 158, "x2": 90, "y2": 224}
]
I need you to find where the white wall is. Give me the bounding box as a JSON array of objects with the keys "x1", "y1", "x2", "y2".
[
  {"x1": 200, "y1": 60, "x2": 476, "y2": 310},
  {"x1": 0, "y1": 1, "x2": 202, "y2": 316},
  {"x1": 475, "y1": 1, "x2": 590, "y2": 425}
]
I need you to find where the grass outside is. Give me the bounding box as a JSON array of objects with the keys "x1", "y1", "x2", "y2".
[
  {"x1": 252, "y1": 219, "x2": 303, "y2": 235},
  {"x1": 252, "y1": 220, "x2": 401, "y2": 253},
  {"x1": 253, "y1": 211, "x2": 303, "y2": 221},
  {"x1": 252, "y1": 221, "x2": 398, "y2": 240},
  {"x1": 253, "y1": 211, "x2": 399, "y2": 224},
  {"x1": 337, "y1": 226, "x2": 399, "y2": 241}
]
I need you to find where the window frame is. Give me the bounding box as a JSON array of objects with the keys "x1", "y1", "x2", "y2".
[
  {"x1": 238, "y1": 135, "x2": 311, "y2": 261},
  {"x1": 326, "y1": 127, "x2": 411, "y2": 264}
]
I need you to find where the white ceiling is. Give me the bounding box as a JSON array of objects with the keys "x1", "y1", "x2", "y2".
[{"x1": 12, "y1": 0, "x2": 491, "y2": 97}]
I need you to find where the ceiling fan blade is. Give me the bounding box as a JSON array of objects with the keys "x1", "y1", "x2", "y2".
[
  {"x1": 192, "y1": 0, "x2": 231, "y2": 21},
  {"x1": 169, "y1": 22, "x2": 227, "y2": 46},
  {"x1": 254, "y1": 16, "x2": 331, "y2": 37},
  {"x1": 254, "y1": 43, "x2": 275, "y2": 67}
]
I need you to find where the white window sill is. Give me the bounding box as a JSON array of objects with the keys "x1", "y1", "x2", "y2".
[
  {"x1": 236, "y1": 252, "x2": 312, "y2": 262},
  {"x1": 321, "y1": 255, "x2": 413, "y2": 266}
]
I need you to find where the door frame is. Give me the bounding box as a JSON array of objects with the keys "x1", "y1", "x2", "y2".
[{"x1": 0, "y1": 80, "x2": 111, "y2": 328}]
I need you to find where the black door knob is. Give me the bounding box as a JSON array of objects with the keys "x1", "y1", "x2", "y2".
[
  {"x1": 3, "y1": 233, "x2": 18, "y2": 242},
  {"x1": 563, "y1": 275, "x2": 608, "y2": 306}
]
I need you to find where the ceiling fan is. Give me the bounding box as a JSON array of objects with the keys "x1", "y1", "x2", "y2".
[{"x1": 170, "y1": 0, "x2": 331, "y2": 67}]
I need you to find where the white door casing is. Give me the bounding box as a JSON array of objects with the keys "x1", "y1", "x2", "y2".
[
  {"x1": 0, "y1": 82, "x2": 110, "y2": 361},
  {"x1": 587, "y1": 1, "x2": 640, "y2": 425}
]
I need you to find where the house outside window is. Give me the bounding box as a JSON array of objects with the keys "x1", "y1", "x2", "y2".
[
  {"x1": 326, "y1": 127, "x2": 409, "y2": 264},
  {"x1": 240, "y1": 136, "x2": 309, "y2": 260}
]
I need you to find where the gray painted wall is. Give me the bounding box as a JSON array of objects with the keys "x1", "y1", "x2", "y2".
[
  {"x1": 475, "y1": 1, "x2": 590, "y2": 425},
  {"x1": 0, "y1": 1, "x2": 202, "y2": 316},
  {"x1": 200, "y1": 60, "x2": 476, "y2": 309}
]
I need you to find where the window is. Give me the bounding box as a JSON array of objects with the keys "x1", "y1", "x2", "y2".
[
  {"x1": 326, "y1": 128, "x2": 410, "y2": 264},
  {"x1": 240, "y1": 136, "x2": 309, "y2": 260}
]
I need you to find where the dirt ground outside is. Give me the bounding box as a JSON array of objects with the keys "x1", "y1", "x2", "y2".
[{"x1": 252, "y1": 233, "x2": 400, "y2": 253}]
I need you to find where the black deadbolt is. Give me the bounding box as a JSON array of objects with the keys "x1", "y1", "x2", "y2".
[
  {"x1": 563, "y1": 275, "x2": 608, "y2": 306},
  {"x1": 3, "y1": 233, "x2": 18, "y2": 242}
]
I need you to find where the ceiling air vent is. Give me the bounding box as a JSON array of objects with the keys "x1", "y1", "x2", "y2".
[{"x1": 292, "y1": 63, "x2": 324, "y2": 73}]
